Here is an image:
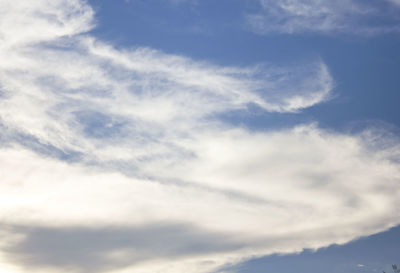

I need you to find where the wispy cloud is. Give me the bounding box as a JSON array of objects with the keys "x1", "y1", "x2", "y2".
[
  {"x1": 247, "y1": 0, "x2": 400, "y2": 35},
  {"x1": 0, "y1": 1, "x2": 400, "y2": 273},
  {"x1": 388, "y1": 0, "x2": 400, "y2": 6}
]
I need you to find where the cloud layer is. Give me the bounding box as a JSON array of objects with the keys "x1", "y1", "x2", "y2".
[
  {"x1": 0, "y1": 1, "x2": 400, "y2": 273},
  {"x1": 248, "y1": 0, "x2": 400, "y2": 35}
]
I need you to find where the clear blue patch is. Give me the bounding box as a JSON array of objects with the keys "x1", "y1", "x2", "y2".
[{"x1": 74, "y1": 110, "x2": 126, "y2": 139}]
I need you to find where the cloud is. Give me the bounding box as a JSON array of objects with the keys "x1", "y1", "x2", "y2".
[
  {"x1": 247, "y1": 0, "x2": 400, "y2": 35},
  {"x1": 0, "y1": 1, "x2": 400, "y2": 273},
  {"x1": 3, "y1": 223, "x2": 244, "y2": 273},
  {"x1": 0, "y1": 0, "x2": 334, "y2": 167},
  {"x1": 388, "y1": 0, "x2": 400, "y2": 6}
]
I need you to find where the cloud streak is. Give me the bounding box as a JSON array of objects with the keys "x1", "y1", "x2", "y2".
[
  {"x1": 247, "y1": 0, "x2": 400, "y2": 35},
  {"x1": 0, "y1": 1, "x2": 400, "y2": 273}
]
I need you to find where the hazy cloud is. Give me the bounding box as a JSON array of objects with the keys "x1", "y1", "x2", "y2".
[
  {"x1": 248, "y1": 0, "x2": 400, "y2": 35},
  {"x1": 4, "y1": 224, "x2": 244, "y2": 273},
  {"x1": 0, "y1": 1, "x2": 400, "y2": 273}
]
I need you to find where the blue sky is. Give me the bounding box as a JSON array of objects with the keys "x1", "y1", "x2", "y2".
[
  {"x1": 90, "y1": 0, "x2": 400, "y2": 129},
  {"x1": 229, "y1": 225, "x2": 400, "y2": 273},
  {"x1": 0, "y1": 0, "x2": 400, "y2": 273}
]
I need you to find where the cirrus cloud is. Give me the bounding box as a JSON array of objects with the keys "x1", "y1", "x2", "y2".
[
  {"x1": 247, "y1": 0, "x2": 400, "y2": 35},
  {"x1": 0, "y1": 1, "x2": 400, "y2": 273}
]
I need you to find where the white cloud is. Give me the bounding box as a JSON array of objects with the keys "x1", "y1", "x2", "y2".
[
  {"x1": 387, "y1": 0, "x2": 400, "y2": 6},
  {"x1": 0, "y1": 1, "x2": 400, "y2": 273},
  {"x1": 248, "y1": 0, "x2": 400, "y2": 35}
]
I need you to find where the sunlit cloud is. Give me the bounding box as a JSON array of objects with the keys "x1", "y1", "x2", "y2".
[{"x1": 1, "y1": 1, "x2": 400, "y2": 273}]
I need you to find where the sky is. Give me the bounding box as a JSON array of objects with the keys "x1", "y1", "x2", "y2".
[{"x1": 0, "y1": 0, "x2": 399, "y2": 273}]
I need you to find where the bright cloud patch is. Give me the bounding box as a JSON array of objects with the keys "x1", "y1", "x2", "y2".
[
  {"x1": 0, "y1": 1, "x2": 400, "y2": 273},
  {"x1": 248, "y1": 0, "x2": 400, "y2": 35}
]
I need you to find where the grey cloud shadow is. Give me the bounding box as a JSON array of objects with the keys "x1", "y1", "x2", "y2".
[{"x1": 3, "y1": 223, "x2": 246, "y2": 273}]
